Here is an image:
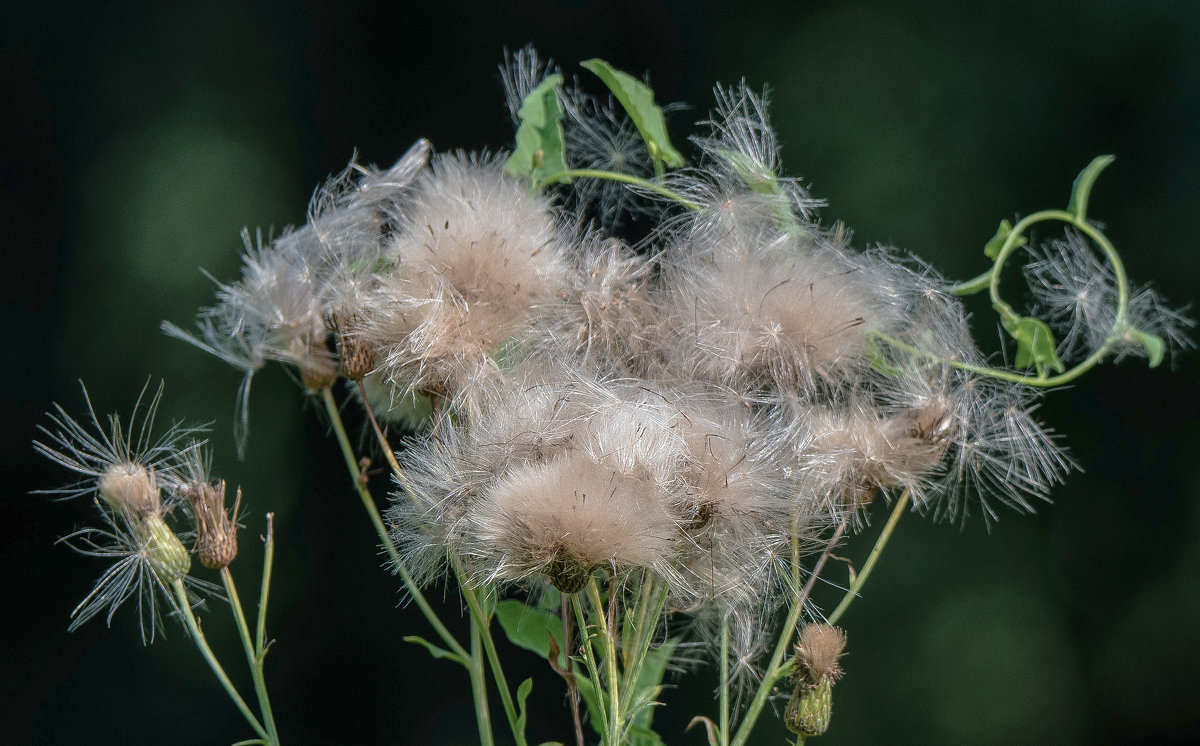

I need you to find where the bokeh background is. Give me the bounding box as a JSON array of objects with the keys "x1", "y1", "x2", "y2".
[{"x1": 4, "y1": 1, "x2": 1199, "y2": 744}]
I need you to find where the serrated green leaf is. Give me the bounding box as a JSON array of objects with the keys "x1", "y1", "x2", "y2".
[
  {"x1": 1066, "y1": 155, "x2": 1115, "y2": 222},
  {"x1": 1127, "y1": 326, "x2": 1166, "y2": 367},
  {"x1": 983, "y1": 219, "x2": 1025, "y2": 260},
  {"x1": 581, "y1": 59, "x2": 684, "y2": 168},
  {"x1": 1000, "y1": 314, "x2": 1066, "y2": 375},
  {"x1": 494, "y1": 599, "x2": 566, "y2": 668},
  {"x1": 504, "y1": 74, "x2": 570, "y2": 187},
  {"x1": 403, "y1": 635, "x2": 466, "y2": 666},
  {"x1": 516, "y1": 677, "x2": 534, "y2": 736}
]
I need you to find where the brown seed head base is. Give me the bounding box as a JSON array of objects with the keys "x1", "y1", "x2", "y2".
[{"x1": 186, "y1": 480, "x2": 241, "y2": 569}]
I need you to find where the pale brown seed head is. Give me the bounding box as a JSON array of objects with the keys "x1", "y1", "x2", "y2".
[
  {"x1": 98, "y1": 463, "x2": 161, "y2": 517},
  {"x1": 185, "y1": 480, "x2": 241, "y2": 569},
  {"x1": 795, "y1": 623, "x2": 846, "y2": 686},
  {"x1": 332, "y1": 312, "x2": 375, "y2": 381}
]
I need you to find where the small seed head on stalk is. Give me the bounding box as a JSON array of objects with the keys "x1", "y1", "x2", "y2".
[
  {"x1": 785, "y1": 624, "x2": 846, "y2": 737},
  {"x1": 183, "y1": 480, "x2": 241, "y2": 569},
  {"x1": 331, "y1": 311, "x2": 375, "y2": 381}
]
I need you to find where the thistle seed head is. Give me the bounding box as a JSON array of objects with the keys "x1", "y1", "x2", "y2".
[{"x1": 184, "y1": 480, "x2": 241, "y2": 569}]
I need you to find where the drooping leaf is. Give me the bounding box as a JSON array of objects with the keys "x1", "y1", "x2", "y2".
[
  {"x1": 1127, "y1": 326, "x2": 1166, "y2": 367},
  {"x1": 1066, "y1": 155, "x2": 1115, "y2": 222},
  {"x1": 403, "y1": 635, "x2": 466, "y2": 667},
  {"x1": 494, "y1": 599, "x2": 566, "y2": 668},
  {"x1": 686, "y1": 716, "x2": 719, "y2": 746},
  {"x1": 581, "y1": 59, "x2": 684, "y2": 168},
  {"x1": 504, "y1": 74, "x2": 570, "y2": 187},
  {"x1": 1000, "y1": 313, "x2": 1066, "y2": 375},
  {"x1": 983, "y1": 219, "x2": 1025, "y2": 261}
]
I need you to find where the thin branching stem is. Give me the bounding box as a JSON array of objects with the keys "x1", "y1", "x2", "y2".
[
  {"x1": 549, "y1": 168, "x2": 700, "y2": 210},
  {"x1": 172, "y1": 579, "x2": 268, "y2": 742},
  {"x1": 587, "y1": 577, "x2": 622, "y2": 745},
  {"x1": 730, "y1": 512, "x2": 850, "y2": 746},
  {"x1": 827, "y1": 489, "x2": 911, "y2": 627},
  {"x1": 255, "y1": 514, "x2": 275, "y2": 664},
  {"x1": 318, "y1": 386, "x2": 466, "y2": 660},
  {"x1": 912, "y1": 209, "x2": 1132, "y2": 386},
  {"x1": 460, "y1": 579, "x2": 525, "y2": 746},
  {"x1": 469, "y1": 616, "x2": 496, "y2": 746},
  {"x1": 572, "y1": 592, "x2": 609, "y2": 732},
  {"x1": 222, "y1": 567, "x2": 278, "y2": 744}
]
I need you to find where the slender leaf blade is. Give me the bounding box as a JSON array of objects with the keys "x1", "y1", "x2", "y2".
[
  {"x1": 1066, "y1": 155, "x2": 1115, "y2": 221},
  {"x1": 581, "y1": 59, "x2": 684, "y2": 168}
]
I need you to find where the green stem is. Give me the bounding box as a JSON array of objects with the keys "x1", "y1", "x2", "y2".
[
  {"x1": 827, "y1": 489, "x2": 911, "y2": 627},
  {"x1": 730, "y1": 514, "x2": 849, "y2": 746},
  {"x1": 461, "y1": 580, "x2": 525, "y2": 746},
  {"x1": 946, "y1": 268, "x2": 994, "y2": 296},
  {"x1": 319, "y1": 386, "x2": 467, "y2": 661},
  {"x1": 719, "y1": 618, "x2": 730, "y2": 746},
  {"x1": 469, "y1": 616, "x2": 496, "y2": 746},
  {"x1": 172, "y1": 579, "x2": 268, "y2": 741},
  {"x1": 572, "y1": 592, "x2": 609, "y2": 732},
  {"x1": 255, "y1": 514, "x2": 275, "y2": 663},
  {"x1": 550, "y1": 168, "x2": 700, "y2": 210},
  {"x1": 587, "y1": 577, "x2": 622, "y2": 745},
  {"x1": 222, "y1": 567, "x2": 279, "y2": 745},
  {"x1": 912, "y1": 208, "x2": 1131, "y2": 386}
]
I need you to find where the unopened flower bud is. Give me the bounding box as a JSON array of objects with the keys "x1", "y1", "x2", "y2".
[
  {"x1": 785, "y1": 677, "x2": 834, "y2": 738},
  {"x1": 185, "y1": 480, "x2": 240, "y2": 569},
  {"x1": 140, "y1": 512, "x2": 192, "y2": 583}
]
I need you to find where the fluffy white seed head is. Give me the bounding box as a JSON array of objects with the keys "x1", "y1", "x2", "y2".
[
  {"x1": 465, "y1": 452, "x2": 681, "y2": 592},
  {"x1": 363, "y1": 154, "x2": 571, "y2": 411},
  {"x1": 656, "y1": 219, "x2": 899, "y2": 394}
]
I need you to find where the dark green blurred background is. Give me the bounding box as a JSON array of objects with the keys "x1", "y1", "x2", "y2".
[{"x1": 4, "y1": 1, "x2": 1199, "y2": 744}]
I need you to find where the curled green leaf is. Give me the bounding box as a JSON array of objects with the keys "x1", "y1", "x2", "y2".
[
  {"x1": 403, "y1": 635, "x2": 467, "y2": 666},
  {"x1": 1066, "y1": 154, "x2": 1115, "y2": 222},
  {"x1": 1000, "y1": 313, "x2": 1066, "y2": 375},
  {"x1": 581, "y1": 59, "x2": 684, "y2": 169},
  {"x1": 984, "y1": 219, "x2": 1025, "y2": 261},
  {"x1": 505, "y1": 74, "x2": 570, "y2": 187},
  {"x1": 1126, "y1": 326, "x2": 1166, "y2": 367},
  {"x1": 516, "y1": 677, "x2": 534, "y2": 736}
]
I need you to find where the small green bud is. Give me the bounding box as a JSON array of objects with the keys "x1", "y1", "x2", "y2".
[
  {"x1": 785, "y1": 678, "x2": 834, "y2": 737},
  {"x1": 140, "y1": 513, "x2": 192, "y2": 583}
]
